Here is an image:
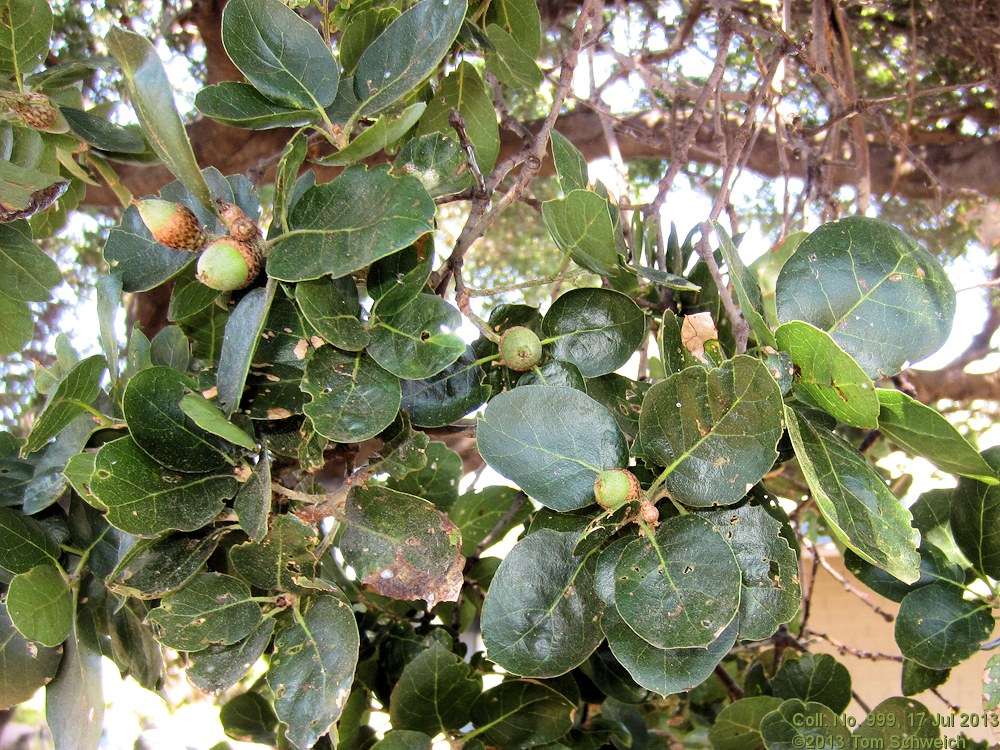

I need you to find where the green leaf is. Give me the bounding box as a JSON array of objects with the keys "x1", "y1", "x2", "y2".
[
  {"x1": 775, "y1": 216, "x2": 955, "y2": 378},
  {"x1": 195, "y1": 82, "x2": 319, "y2": 129},
  {"x1": 103, "y1": 204, "x2": 195, "y2": 293},
  {"x1": 910, "y1": 488, "x2": 967, "y2": 567},
  {"x1": 229, "y1": 514, "x2": 318, "y2": 591},
  {"x1": 216, "y1": 282, "x2": 277, "y2": 417},
  {"x1": 584, "y1": 373, "x2": 646, "y2": 441},
  {"x1": 0, "y1": 158, "x2": 66, "y2": 214},
  {"x1": 222, "y1": 0, "x2": 339, "y2": 109},
  {"x1": 301, "y1": 347, "x2": 401, "y2": 443},
  {"x1": 450, "y1": 485, "x2": 530, "y2": 554},
  {"x1": 985, "y1": 654, "x2": 1000, "y2": 714},
  {"x1": 0, "y1": 0, "x2": 52, "y2": 80},
  {"x1": 634, "y1": 264, "x2": 701, "y2": 292},
  {"x1": 638, "y1": 356, "x2": 784, "y2": 507},
  {"x1": 368, "y1": 294, "x2": 465, "y2": 379},
  {"x1": 61, "y1": 106, "x2": 146, "y2": 153},
  {"x1": 22, "y1": 413, "x2": 96, "y2": 514},
  {"x1": 613, "y1": 514, "x2": 740, "y2": 649},
  {"x1": 901, "y1": 659, "x2": 950, "y2": 696},
  {"x1": 123, "y1": 366, "x2": 232, "y2": 472},
  {"x1": 708, "y1": 696, "x2": 784, "y2": 750},
  {"x1": 894, "y1": 582, "x2": 995, "y2": 669},
  {"x1": 0, "y1": 599, "x2": 62, "y2": 709},
  {"x1": 234, "y1": 454, "x2": 271, "y2": 542},
  {"x1": 0, "y1": 220, "x2": 61, "y2": 356},
  {"x1": 482, "y1": 529, "x2": 604, "y2": 677},
  {"x1": 339, "y1": 5, "x2": 399, "y2": 73},
  {"x1": 368, "y1": 246, "x2": 432, "y2": 317},
  {"x1": 147, "y1": 572, "x2": 262, "y2": 651},
  {"x1": 489, "y1": 0, "x2": 541, "y2": 55},
  {"x1": 760, "y1": 699, "x2": 852, "y2": 750},
  {"x1": 188, "y1": 618, "x2": 276, "y2": 694},
  {"x1": 267, "y1": 165, "x2": 434, "y2": 282},
  {"x1": 542, "y1": 190, "x2": 620, "y2": 275},
  {"x1": 853, "y1": 698, "x2": 940, "y2": 746},
  {"x1": 468, "y1": 679, "x2": 575, "y2": 749},
  {"x1": 90, "y1": 436, "x2": 238, "y2": 537},
  {"x1": 340, "y1": 484, "x2": 465, "y2": 606},
  {"x1": 372, "y1": 731, "x2": 433, "y2": 750},
  {"x1": 0, "y1": 504, "x2": 59, "y2": 580},
  {"x1": 294, "y1": 275, "x2": 368, "y2": 351},
  {"x1": 107, "y1": 527, "x2": 230, "y2": 599},
  {"x1": 388, "y1": 641, "x2": 483, "y2": 735},
  {"x1": 180, "y1": 392, "x2": 257, "y2": 450},
  {"x1": 315, "y1": 102, "x2": 425, "y2": 166},
  {"x1": 353, "y1": 0, "x2": 467, "y2": 116},
  {"x1": 105, "y1": 27, "x2": 213, "y2": 212},
  {"x1": 700, "y1": 503, "x2": 801, "y2": 640},
  {"x1": 517, "y1": 359, "x2": 586, "y2": 390},
  {"x1": 150, "y1": 324, "x2": 190, "y2": 370},
  {"x1": 45, "y1": 618, "x2": 103, "y2": 750},
  {"x1": 6, "y1": 563, "x2": 72, "y2": 646},
  {"x1": 541, "y1": 288, "x2": 646, "y2": 377},
  {"x1": 367, "y1": 413, "x2": 429, "y2": 478},
  {"x1": 220, "y1": 691, "x2": 278, "y2": 745},
  {"x1": 268, "y1": 593, "x2": 359, "y2": 750},
  {"x1": 775, "y1": 321, "x2": 879, "y2": 429},
  {"x1": 387, "y1": 441, "x2": 464, "y2": 512},
  {"x1": 785, "y1": 406, "x2": 920, "y2": 584},
  {"x1": 550, "y1": 130, "x2": 588, "y2": 194},
  {"x1": 485, "y1": 23, "x2": 542, "y2": 88},
  {"x1": 714, "y1": 222, "x2": 776, "y2": 347},
  {"x1": 400, "y1": 345, "x2": 489, "y2": 428},
  {"x1": 949, "y1": 447, "x2": 1000, "y2": 578},
  {"x1": 878, "y1": 390, "x2": 998, "y2": 484},
  {"x1": 394, "y1": 132, "x2": 468, "y2": 197},
  {"x1": 476, "y1": 385, "x2": 629, "y2": 511},
  {"x1": 771, "y1": 653, "x2": 851, "y2": 713}
]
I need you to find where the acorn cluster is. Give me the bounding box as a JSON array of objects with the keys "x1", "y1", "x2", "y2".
[{"x1": 135, "y1": 198, "x2": 262, "y2": 291}]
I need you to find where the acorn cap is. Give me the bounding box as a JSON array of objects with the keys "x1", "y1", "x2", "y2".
[
  {"x1": 136, "y1": 198, "x2": 206, "y2": 252},
  {"x1": 9, "y1": 93, "x2": 62, "y2": 132},
  {"x1": 196, "y1": 237, "x2": 261, "y2": 291}
]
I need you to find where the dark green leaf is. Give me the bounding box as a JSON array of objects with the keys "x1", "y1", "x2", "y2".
[
  {"x1": 108, "y1": 527, "x2": 230, "y2": 599},
  {"x1": 489, "y1": 0, "x2": 541, "y2": 55},
  {"x1": 295, "y1": 276, "x2": 370, "y2": 352},
  {"x1": 367, "y1": 246, "x2": 432, "y2": 317},
  {"x1": 222, "y1": 0, "x2": 339, "y2": 109},
  {"x1": 785, "y1": 406, "x2": 920, "y2": 584},
  {"x1": 775, "y1": 216, "x2": 955, "y2": 378},
  {"x1": 90, "y1": 436, "x2": 238, "y2": 537},
  {"x1": 542, "y1": 190, "x2": 620, "y2": 275},
  {"x1": 217, "y1": 281, "x2": 277, "y2": 417},
  {"x1": 150, "y1": 324, "x2": 190, "y2": 370},
  {"x1": 584, "y1": 373, "x2": 647, "y2": 441},
  {"x1": 105, "y1": 27, "x2": 213, "y2": 212},
  {"x1": 700, "y1": 503, "x2": 801, "y2": 640},
  {"x1": 301, "y1": 347, "x2": 401, "y2": 442},
  {"x1": 469, "y1": 679, "x2": 575, "y2": 749},
  {"x1": 147, "y1": 572, "x2": 262, "y2": 651},
  {"x1": 910, "y1": 488, "x2": 967, "y2": 567},
  {"x1": 22, "y1": 412, "x2": 96, "y2": 514},
  {"x1": 638, "y1": 356, "x2": 784, "y2": 507},
  {"x1": 268, "y1": 166, "x2": 434, "y2": 282},
  {"x1": 242, "y1": 363, "x2": 307, "y2": 419},
  {"x1": 771, "y1": 653, "x2": 851, "y2": 713},
  {"x1": 180, "y1": 392, "x2": 256, "y2": 450},
  {"x1": 6, "y1": 563, "x2": 72, "y2": 646},
  {"x1": 314, "y1": 102, "x2": 425, "y2": 166},
  {"x1": 894, "y1": 582, "x2": 994, "y2": 669},
  {"x1": 634, "y1": 264, "x2": 701, "y2": 292},
  {"x1": 517, "y1": 360, "x2": 587, "y2": 390},
  {"x1": 853, "y1": 698, "x2": 940, "y2": 746},
  {"x1": 485, "y1": 23, "x2": 542, "y2": 88},
  {"x1": 707, "y1": 696, "x2": 784, "y2": 750},
  {"x1": 477, "y1": 385, "x2": 629, "y2": 511},
  {"x1": 759, "y1": 699, "x2": 852, "y2": 750},
  {"x1": 45, "y1": 619, "x2": 104, "y2": 750},
  {"x1": 196, "y1": 81, "x2": 319, "y2": 129},
  {"x1": 353, "y1": 0, "x2": 467, "y2": 115},
  {"x1": 268, "y1": 593, "x2": 359, "y2": 749},
  {"x1": 613, "y1": 514, "x2": 740, "y2": 649},
  {"x1": 62, "y1": 106, "x2": 146, "y2": 153},
  {"x1": 229, "y1": 514, "x2": 318, "y2": 591},
  {"x1": 220, "y1": 691, "x2": 278, "y2": 745},
  {"x1": 901, "y1": 659, "x2": 950, "y2": 696},
  {"x1": 549, "y1": 130, "x2": 587, "y2": 194},
  {"x1": 394, "y1": 132, "x2": 467, "y2": 197},
  {"x1": 387, "y1": 441, "x2": 464, "y2": 512},
  {"x1": 950, "y1": 446, "x2": 1000, "y2": 578},
  {"x1": 188, "y1": 618, "x2": 276, "y2": 694},
  {"x1": 341, "y1": 484, "x2": 465, "y2": 606},
  {"x1": 878, "y1": 390, "x2": 998, "y2": 483},
  {"x1": 368, "y1": 294, "x2": 465, "y2": 379},
  {"x1": 0, "y1": 504, "x2": 59, "y2": 579},
  {"x1": 0, "y1": 221, "x2": 61, "y2": 356},
  {"x1": 104, "y1": 204, "x2": 196, "y2": 293},
  {"x1": 714, "y1": 222, "x2": 775, "y2": 347},
  {"x1": 775, "y1": 321, "x2": 878, "y2": 429},
  {"x1": 123, "y1": 365, "x2": 232, "y2": 471},
  {"x1": 0, "y1": 599, "x2": 62, "y2": 709},
  {"x1": 482, "y1": 529, "x2": 603, "y2": 677},
  {"x1": 388, "y1": 641, "x2": 483, "y2": 734},
  {"x1": 234, "y1": 454, "x2": 271, "y2": 542},
  {"x1": 400, "y1": 345, "x2": 489, "y2": 428},
  {"x1": 541, "y1": 288, "x2": 646, "y2": 377},
  {"x1": 0, "y1": 0, "x2": 52, "y2": 79},
  {"x1": 339, "y1": 5, "x2": 399, "y2": 73},
  {"x1": 450, "y1": 485, "x2": 530, "y2": 555}
]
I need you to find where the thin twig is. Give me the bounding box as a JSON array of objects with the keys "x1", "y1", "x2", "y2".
[{"x1": 474, "y1": 491, "x2": 528, "y2": 557}]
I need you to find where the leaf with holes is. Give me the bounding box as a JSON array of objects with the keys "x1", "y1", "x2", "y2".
[{"x1": 147, "y1": 572, "x2": 262, "y2": 652}]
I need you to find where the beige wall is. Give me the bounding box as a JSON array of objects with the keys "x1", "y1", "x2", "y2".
[{"x1": 801, "y1": 547, "x2": 998, "y2": 746}]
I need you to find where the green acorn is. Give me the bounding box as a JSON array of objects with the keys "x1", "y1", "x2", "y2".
[
  {"x1": 498, "y1": 326, "x2": 543, "y2": 371},
  {"x1": 135, "y1": 198, "x2": 206, "y2": 252},
  {"x1": 594, "y1": 468, "x2": 641, "y2": 510},
  {"x1": 196, "y1": 237, "x2": 261, "y2": 291}
]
